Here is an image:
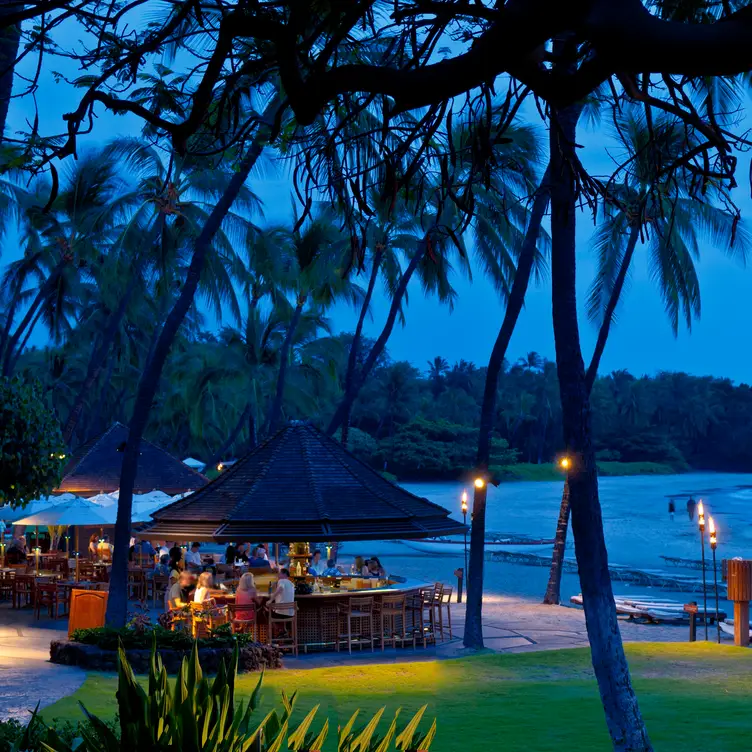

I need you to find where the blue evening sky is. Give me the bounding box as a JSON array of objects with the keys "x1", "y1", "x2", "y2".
[{"x1": 5, "y1": 25, "x2": 752, "y2": 384}]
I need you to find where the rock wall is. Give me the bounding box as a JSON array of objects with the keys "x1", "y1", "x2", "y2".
[{"x1": 50, "y1": 640, "x2": 283, "y2": 673}]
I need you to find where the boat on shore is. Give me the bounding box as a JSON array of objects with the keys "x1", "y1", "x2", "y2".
[{"x1": 401, "y1": 533, "x2": 555, "y2": 556}]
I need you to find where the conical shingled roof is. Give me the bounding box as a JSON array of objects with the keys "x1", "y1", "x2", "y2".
[
  {"x1": 57, "y1": 423, "x2": 207, "y2": 496},
  {"x1": 147, "y1": 422, "x2": 465, "y2": 541}
]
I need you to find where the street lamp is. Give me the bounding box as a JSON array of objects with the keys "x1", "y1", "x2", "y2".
[
  {"x1": 698, "y1": 501, "x2": 709, "y2": 640},
  {"x1": 559, "y1": 456, "x2": 571, "y2": 471},
  {"x1": 709, "y1": 516, "x2": 721, "y2": 644},
  {"x1": 474, "y1": 477, "x2": 485, "y2": 489}
]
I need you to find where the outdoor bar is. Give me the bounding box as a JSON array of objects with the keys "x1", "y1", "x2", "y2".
[{"x1": 145, "y1": 422, "x2": 466, "y2": 653}]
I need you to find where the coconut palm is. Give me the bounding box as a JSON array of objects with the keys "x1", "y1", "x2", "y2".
[{"x1": 542, "y1": 105, "x2": 752, "y2": 605}]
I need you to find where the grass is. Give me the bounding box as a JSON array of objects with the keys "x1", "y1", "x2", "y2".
[
  {"x1": 42, "y1": 643, "x2": 752, "y2": 751},
  {"x1": 492, "y1": 461, "x2": 679, "y2": 482}
]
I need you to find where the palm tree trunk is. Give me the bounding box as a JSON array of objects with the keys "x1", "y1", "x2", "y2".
[
  {"x1": 0, "y1": 275, "x2": 23, "y2": 363},
  {"x1": 62, "y1": 275, "x2": 138, "y2": 444},
  {"x1": 87, "y1": 354, "x2": 115, "y2": 442},
  {"x1": 248, "y1": 410, "x2": 257, "y2": 450},
  {"x1": 543, "y1": 478, "x2": 570, "y2": 604},
  {"x1": 463, "y1": 169, "x2": 551, "y2": 649},
  {"x1": 0, "y1": 1, "x2": 21, "y2": 139},
  {"x1": 266, "y1": 298, "x2": 305, "y2": 434},
  {"x1": 585, "y1": 222, "x2": 640, "y2": 392},
  {"x1": 341, "y1": 248, "x2": 384, "y2": 446},
  {"x1": 205, "y1": 399, "x2": 253, "y2": 469},
  {"x1": 325, "y1": 243, "x2": 427, "y2": 437},
  {"x1": 549, "y1": 103, "x2": 652, "y2": 750},
  {"x1": 105, "y1": 105, "x2": 276, "y2": 628},
  {"x1": 9, "y1": 302, "x2": 44, "y2": 367},
  {"x1": 544, "y1": 221, "x2": 640, "y2": 605}
]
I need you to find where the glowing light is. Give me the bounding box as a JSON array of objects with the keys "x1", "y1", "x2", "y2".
[
  {"x1": 559, "y1": 456, "x2": 571, "y2": 470},
  {"x1": 474, "y1": 477, "x2": 485, "y2": 489},
  {"x1": 461, "y1": 490, "x2": 468, "y2": 514},
  {"x1": 217, "y1": 462, "x2": 224, "y2": 471},
  {"x1": 698, "y1": 501, "x2": 705, "y2": 529},
  {"x1": 709, "y1": 516, "x2": 716, "y2": 535}
]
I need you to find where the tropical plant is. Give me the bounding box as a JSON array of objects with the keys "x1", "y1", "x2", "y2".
[
  {"x1": 21, "y1": 638, "x2": 436, "y2": 752},
  {"x1": 0, "y1": 376, "x2": 65, "y2": 506}
]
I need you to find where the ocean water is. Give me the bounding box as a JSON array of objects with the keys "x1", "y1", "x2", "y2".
[{"x1": 401, "y1": 473, "x2": 752, "y2": 569}]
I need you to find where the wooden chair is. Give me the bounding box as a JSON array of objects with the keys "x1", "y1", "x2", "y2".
[
  {"x1": 407, "y1": 587, "x2": 436, "y2": 648},
  {"x1": 149, "y1": 574, "x2": 170, "y2": 608},
  {"x1": 127, "y1": 570, "x2": 146, "y2": 601},
  {"x1": 227, "y1": 602, "x2": 258, "y2": 639},
  {"x1": 337, "y1": 596, "x2": 375, "y2": 654},
  {"x1": 190, "y1": 599, "x2": 226, "y2": 638},
  {"x1": 377, "y1": 595, "x2": 414, "y2": 651},
  {"x1": 35, "y1": 583, "x2": 67, "y2": 620},
  {"x1": 432, "y1": 583, "x2": 445, "y2": 641},
  {"x1": 12, "y1": 574, "x2": 34, "y2": 609},
  {"x1": 437, "y1": 585, "x2": 453, "y2": 640},
  {"x1": 78, "y1": 562, "x2": 96, "y2": 581},
  {"x1": 268, "y1": 602, "x2": 298, "y2": 656},
  {"x1": 0, "y1": 570, "x2": 15, "y2": 601},
  {"x1": 47, "y1": 558, "x2": 69, "y2": 577}
]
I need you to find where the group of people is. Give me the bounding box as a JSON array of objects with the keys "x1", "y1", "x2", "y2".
[
  {"x1": 306, "y1": 550, "x2": 386, "y2": 578},
  {"x1": 223, "y1": 542, "x2": 271, "y2": 567}
]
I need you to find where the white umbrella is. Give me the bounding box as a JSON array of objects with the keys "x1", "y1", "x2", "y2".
[
  {"x1": 13, "y1": 497, "x2": 114, "y2": 527},
  {"x1": 0, "y1": 493, "x2": 76, "y2": 523},
  {"x1": 87, "y1": 492, "x2": 117, "y2": 507}
]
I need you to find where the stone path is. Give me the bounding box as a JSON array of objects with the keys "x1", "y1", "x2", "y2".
[{"x1": 0, "y1": 607, "x2": 86, "y2": 721}]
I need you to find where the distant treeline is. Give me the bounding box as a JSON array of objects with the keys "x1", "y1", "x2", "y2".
[{"x1": 25, "y1": 325, "x2": 752, "y2": 479}]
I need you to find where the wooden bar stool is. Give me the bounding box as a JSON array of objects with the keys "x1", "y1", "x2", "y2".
[
  {"x1": 0, "y1": 570, "x2": 15, "y2": 601},
  {"x1": 377, "y1": 595, "x2": 414, "y2": 651},
  {"x1": 337, "y1": 596, "x2": 375, "y2": 653},
  {"x1": 438, "y1": 585, "x2": 453, "y2": 639},
  {"x1": 227, "y1": 603, "x2": 258, "y2": 639},
  {"x1": 34, "y1": 583, "x2": 67, "y2": 620},
  {"x1": 268, "y1": 602, "x2": 298, "y2": 656},
  {"x1": 407, "y1": 587, "x2": 436, "y2": 648},
  {"x1": 12, "y1": 574, "x2": 34, "y2": 609}
]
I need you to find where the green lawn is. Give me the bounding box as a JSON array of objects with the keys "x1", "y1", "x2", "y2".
[{"x1": 42, "y1": 643, "x2": 752, "y2": 751}]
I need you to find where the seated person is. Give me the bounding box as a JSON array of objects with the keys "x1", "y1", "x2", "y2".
[
  {"x1": 268, "y1": 569, "x2": 295, "y2": 618},
  {"x1": 224, "y1": 544, "x2": 237, "y2": 565},
  {"x1": 247, "y1": 546, "x2": 271, "y2": 569},
  {"x1": 320, "y1": 558, "x2": 342, "y2": 577},
  {"x1": 234, "y1": 572, "x2": 258, "y2": 620},
  {"x1": 184, "y1": 542, "x2": 202, "y2": 570},
  {"x1": 308, "y1": 549, "x2": 326, "y2": 576},
  {"x1": 88, "y1": 534, "x2": 99, "y2": 559},
  {"x1": 234, "y1": 543, "x2": 249, "y2": 564},
  {"x1": 152, "y1": 554, "x2": 171, "y2": 578},
  {"x1": 193, "y1": 571, "x2": 215, "y2": 603},
  {"x1": 352, "y1": 555, "x2": 368, "y2": 576},
  {"x1": 5, "y1": 536, "x2": 27, "y2": 564},
  {"x1": 97, "y1": 535, "x2": 113, "y2": 562},
  {"x1": 135, "y1": 539, "x2": 156, "y2": 557},
  {"x1": 365, "y1": 557, "x2": 386, "y2": 578},
  {"x1": 168, "y1": 571, "x2": 197, "y2": 609},
  {"x1": 255, "y1": 544, "x2": 269, "y2": 561}
]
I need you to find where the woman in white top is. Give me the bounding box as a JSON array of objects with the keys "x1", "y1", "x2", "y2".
[
  {"x1": 193, "y1": 571, "x2": 215, "y2": 603},
  {"x1": 269, "y1": 568, "x2": 295, "y2": 617}
]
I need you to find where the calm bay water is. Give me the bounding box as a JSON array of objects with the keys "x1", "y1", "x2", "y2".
[{"x1": 402, "y1": 473, "x2": 752, "y2": 569}]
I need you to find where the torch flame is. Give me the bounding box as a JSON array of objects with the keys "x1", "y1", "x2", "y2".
[{"x1": 709, "y1": 516, "x2": 716, "y2": 535}]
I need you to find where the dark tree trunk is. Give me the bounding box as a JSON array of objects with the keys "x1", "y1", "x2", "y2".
[
  {"x1": 585, "y1": 222, "x2": 640, "y2": 392},
  {"x1": 463, "y1": 169, "x2": 550, "y2": 649},
  {"x1": 62, "y1": 276, "x2": 138, "y2": 444},
  {"x1": 340, "y1": 247, "x2": 384, "y2": 447},
  {"x1": 0, "y1": 1, "x2": 21, "y2": 140},
  {"x1": 87, "y1": 353, "x2": 115, "y2": 442},
  {"x1": 0, "y1": 275, "x2": 23, "y2": 363},
  {"x1": 325, "y1": 244, "x2": 427, "y2": 437},
  {"x1": 544, "y1": 221, "x2": 639, "y2": 605},
  {"x1": 247, "y1": 410, "x2": 257, "y2": 450},
  {"x1": 9, "y1": 302, "x2": 44, "y2": 368},
  {"x1": 266, "y1": 298, "x2": 304, "y2": 434},
  {"x1": 2, "y1": 258, "x2": 66, "y2": 375},
  {"x1": 205, "y1": 399, "x2": 253, "y2": 470},
  {"x1": 106, "y1": 109, "x2": 275, "y2": 627},
  {"x1": 549, "y1": 104, "x2": 652, "y2": 750},
  {"x1": 543, "y1": 478, "x2": 570, "y2": 604}
]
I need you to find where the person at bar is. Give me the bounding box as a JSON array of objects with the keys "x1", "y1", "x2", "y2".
[
  {"x1": 152, "y1": 553, "x2": 171, "y2": 578},
  {"x1": 168, "y1": 571, "x2": 196, "y2": 608},
  {"x1": 88, "y1": 534, "x2": 99, "y2": 559},
  {"x1": 268, "y1": 568, "x2": 295, "y2": 618},
  {"x1": 352, "y1": 555, "x2": 368, "y2": 575},
  {"x1": 235, "y1": 572, "x2": 258, "y2": 619},
  {"x1": 97, "y1": 535, "x2": 113, "y2": 561},
  {"x1": 308, "y1": 549, "x2": 326, "y2": 576},
  {"x1": 224, "y1": 543, "x2": 238, "y2": 565},
  {"x1": 6, "y1": 535, "x2": 26, "y2": 564},
  {"x1": 247, "y1": 546, "x2": 271, "y2": 569},
  {"x1": 194, "y1": 571, "x2": 215, "y2": 603},
  {"x1": 320, "y1": 558, "x2": 341, "y2": 576},
  {"x1": 185, "y1": 542, "x2": 202, "y2": 570},
  {"x1": 365, "y1": 557, "x2": 386, "y2": 577}
]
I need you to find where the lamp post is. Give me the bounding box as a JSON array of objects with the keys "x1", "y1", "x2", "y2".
[
  {"x1": 698, "y1": 501, "x2": 709, "y2": 640},
  {"x1": 460, "y1": 489, "x2": 469, "y2": 603},
  {"x1": 709, "y1": 516, "x2": 721, "y2": 644}
]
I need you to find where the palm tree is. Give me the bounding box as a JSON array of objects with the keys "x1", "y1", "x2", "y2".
[
  {"x1": 542, "y1": 105, "x2": 751, "y2": 605},
  {"x1": 427, "y1": 356, "x2": 449, "y2": 398},
  {"x1": 266, "y1": 207, "x2": 363, "y2": 434}
]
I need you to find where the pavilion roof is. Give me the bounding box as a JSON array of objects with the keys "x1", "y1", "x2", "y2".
[
  {"x1": 57, "y1": 423, "x2": 207, "y2": 496},
  {"x1": 147, "y1": 422, "x2": 465, "y2": 541}
]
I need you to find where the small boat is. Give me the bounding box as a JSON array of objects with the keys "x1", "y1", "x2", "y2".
[
  {"x1": 719, "y1": 619, "x2": 752, "y2": 639},
  {"x1": 401, "y1": 533, "x2": 555, "y2": 556}
]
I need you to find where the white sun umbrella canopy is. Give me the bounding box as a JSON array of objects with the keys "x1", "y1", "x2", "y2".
[
  {"x1": 182, "y1": 457, "x2": 205, "y2": 471},
  {"x1": 87, "y1": 492, "x2": 117, "y2": 507},
  {"x1": 12, "y1": 496, "x2": 114, "y2": 527},
  {"x1": 0, "y1": 493, "x2": 77, "y2": 524}
]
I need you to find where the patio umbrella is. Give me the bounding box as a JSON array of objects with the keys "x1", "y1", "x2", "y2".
[
  {"x1": 13, "y1": 497, "x2": 114, "y2": 528},
  {"x1": 0, "y1": 493, "x2": 76, "y2": 524}
]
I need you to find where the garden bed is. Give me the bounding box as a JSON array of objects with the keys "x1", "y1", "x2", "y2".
[{"x1": 50, "y1": 639, "x2": 282, "y2": 673}]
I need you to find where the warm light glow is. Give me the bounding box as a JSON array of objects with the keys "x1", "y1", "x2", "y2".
[
  {"x1": 217, "y1": 462, "x2": 224, "y2": 471},
  {"x1": 474, "y1": 477, "x2": 485, "y2": 489},
  {"x1": 709, "y1": 516, "x2": 716, "y2": 535},
  {"x1": 698, "y1": 501, "x2": 705, "y2": 528},
  {"x1": 559, "y1": 456, "x2": 571, "y2": 470},
  {"x1": 461, "y1": 490, "x2": 468, "y2": 514}
]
